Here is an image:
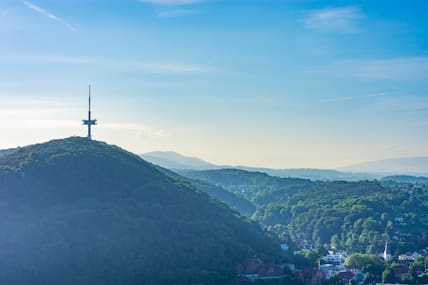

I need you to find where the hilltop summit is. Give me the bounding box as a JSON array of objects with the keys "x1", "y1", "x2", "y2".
[{"x1": 0, "y1": 137, "x2": 278, "y2": 285}]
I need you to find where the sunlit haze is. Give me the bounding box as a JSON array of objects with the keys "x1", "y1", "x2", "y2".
[{"x1": 1, "y1": 0, "x2": 427, "y2": 168}]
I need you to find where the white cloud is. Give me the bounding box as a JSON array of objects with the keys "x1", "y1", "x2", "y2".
[
  {"x1": 140, "y1": 0, "x2": 205, "y2": 17},
  {"x1": 321, "y1": 93, "x2": 386, "y2": 103},
  {"x1": 2, "y1": 54, "x2": 93, "y2": 64},
  {"x1": 101, "y1": 123, "x2": 165, "y2": 139},
  {"x1": 300, "y1": 6, "x2": 363, "y2": 34},
  {"x1": 23, "y1": 1, "x2": 76, "y2": 32},
  {"x1": 1, "y1": 53, "x2": 212, "y2": 75},
  {"x1": 157, "y1": 9, "x2": 198, "y2": 17},
  {"x1": 139, "y1": 0, "x2": 205, "y2": 5},
  {"x1": 306, "y1": 57, "x2": 428, "y2": 81},
  {"x1": 0, "y1": 99, "x2": 78, "y2": 136},
  {"x1": 373, "y1": 95, "x2": 428, "y2": 113},
  {"x1": 129, "y1": 62, "x2": 209, "y2": 74},
  {"x1": 21, "y1": 119, "x2": 79, "y2": 129}
]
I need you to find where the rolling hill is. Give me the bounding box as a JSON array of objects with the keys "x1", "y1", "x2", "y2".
[
  {"x1": 0, "y1": 137, "x2": 279, "y2": 285},
  {"x1": 380, "y1": 175, "x2": 428, "y2": 184},
  {"x1": 178, "y1": 168, "x2": 313, "y2": 202},
  {"x1": 340, "y1": 156, "x2": 428, "y2": 176},
  {"x1": 237, "y1": 166, "x2": 376, "y2": 181},
  {"x1": 141, "y1": 151, "x2": 219, "y2": 170},
  {"x1": 0, "y1": 147, "x2": 17, "y2": 156},
  {"x1": 152, "y1": 165, "x2": 256, "y2": 216},
  {"x1": 178, "y1": 168, "x2": 428, "y2": 255},
  {"x1": 142, "y1": 151, "x2": 375, "y2": 181}
]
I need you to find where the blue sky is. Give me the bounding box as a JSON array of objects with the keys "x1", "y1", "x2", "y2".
[{"x1": 0, "y1": 0, "x2": 427, "y2": 168}]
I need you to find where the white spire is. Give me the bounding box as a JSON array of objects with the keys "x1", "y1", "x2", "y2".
[{"x1": 383, "y1": 240, "x2": 391, "y2": 261}]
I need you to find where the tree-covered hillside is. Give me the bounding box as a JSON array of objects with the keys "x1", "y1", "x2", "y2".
[
  {"x1": 179, "y1": 168, "x2": 311, "y2": 201},
  {"x1": 0, "y1": 138, "x2": 279, "y2": 285},
  {"x1": 380, "y1": 175, "x2": 428, "y2": 184},
  {"x1": 0, "y1": 147, "x2": 17, "y2": 157},
  {"x1": 182, "y1": 169, "x2": 428, "y2": 255},
  {"x1": 154, "y1": 166, "x2": 256, "y2": 215}
]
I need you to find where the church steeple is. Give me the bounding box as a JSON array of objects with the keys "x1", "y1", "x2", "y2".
[{"x1": 383, "y1": 240, "x2": 391, "y2": 261}]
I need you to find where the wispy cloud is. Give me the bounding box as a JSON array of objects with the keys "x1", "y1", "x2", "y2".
[
  {"x1": 1, "y1": 53, "x2": 212, "y2": 75},
  {"x1": 128, "y1": 62, "x2": 209, "y2": 74},
  {"x1": 157, "y1": 9, "x2": 199, "y2": 17},
  {"x1": 0, "y1": 97, "x2": 165, "y2": 138},
  {"x1": 139, "y1": 0, "x2": 205, "y2": 5},
  {"x1": 1, "y1": 10, "x2": 8, "y2": 17},
  {"x1": 140, "y1": 0, "x2": 204, "y2": 17},
  {"x1": 2, "y1": 54, "x2": 93, "y2": 64},
  {"x1": 103, "y1": 59, "x2": 211, "y2": 74},
  {"x1": 23, "y1": 1, "x2": 76, "y2": 32},
  {"x1": 373, "y1": 95, "x2": 428, "y2": 113},
  {"x1": 306, "y1": 57, "x2": 428, "y2": 81},
  {"x1": 321, "y1": 93, "x2": 386, "y2": 103},
  {"x1": 102, "y1": 123, "x2": 165, "y2": 139},
  {"x1": 300, "y1": 6, "x2": 364, "y2": 34}
]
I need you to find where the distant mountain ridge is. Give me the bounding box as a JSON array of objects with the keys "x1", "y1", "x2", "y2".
[
  {"x1": 340, "y1": 156, "x2": 428, "y2": 176},
  {"x1": 143, "y1": 151, "x2": 428, "y2": 181},
  {"x1": 380, "y1": 175, "x2": 428, "y2": 184},
  {"x1": 141, "y1": 151, "x2": 375, "y2": 181},
  {"x1": 236, "y1": 166, "x2": 375, "y2": 181},
  {"x1": 141, "y1": 151, "x2": 219, "y2": 170}
]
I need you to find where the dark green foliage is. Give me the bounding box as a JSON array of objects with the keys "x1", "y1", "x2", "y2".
[
  {"x1": 0, "y1": 147, "x2": 17, "y2": 157},
  {"x1": 380, "y1": 256, "x2": 428, "y2": 284},
  {"x1": 345, "y1": 254, "x2": 385, "y2": 283},
  {"x1": 259, "y1": 180, "x2": 428, "y2": 253},
  {"x1": 155, "y1": 166, "x2": 256, "y2": 215},
  {"x1": 0, "y1": 137, "x2": 280, "y2": 285},
  {"x1": 179, "y1": 168, "x2": 311, "y2": 202},
  {"x1": 380, "y1": 175, "x2": 428, "y2": 184},
  {"x1": 181, "y1": 169, "x2": 428, "y2": 254},
  {"x1": 293, "y1": 250, "x2": 319, "y2": 267},
  {"x1": 345, "y1": 254, "x2": 384, "y2": 271},
  {"x1": 382, "y1": 267, "x2": 395, "y2": 283}
]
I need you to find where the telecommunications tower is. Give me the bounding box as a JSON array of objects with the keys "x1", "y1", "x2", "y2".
[{"x1": 82, "y1": 85, "x2": 97, "y2": 139}]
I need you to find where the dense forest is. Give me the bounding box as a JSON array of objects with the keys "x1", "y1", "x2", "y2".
[
  {"x1": 0, "y1": 138, "x2": 280, "y2": 285},
  {"x1": 181, "y1": 169, "x2": 428, "y2": 255},
  {"x1": 155, "y1": 166, "x2": 256, "y2": 215}
]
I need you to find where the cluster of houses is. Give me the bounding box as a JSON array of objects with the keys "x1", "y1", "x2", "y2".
[
  {"x1": 392, "y1": 251, "x2": 428, "y2": 280},
  {"x1": 236, "y1": 244, "x2": 428, "y2": 284},
  {"x1": 317, "y1": 247, "x2": 428, "y2": 284},
  {"x1": 236, "y1": 258, "x2": 288, "y2": 283},
  {"x1": 317, "y1": 252, "x2": 364, "y2": 284},
  {"x1": 235, "y1": 252, "x2": 356, "y2": 285},
  {"x1": 235, "y1": 253, "x2": 356, "y2": 285}
]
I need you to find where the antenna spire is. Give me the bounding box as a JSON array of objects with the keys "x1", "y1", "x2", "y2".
[
  {"x1": 89, "y1": 84, "x2": 91, "y2": 112},
  {"x1": 82, "y1": 84, "x2": 97, "y2": 139}
]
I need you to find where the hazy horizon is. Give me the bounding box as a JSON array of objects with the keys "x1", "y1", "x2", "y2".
[{"x1": 1, "y1": 0, "x2": 428, "y2": 168}]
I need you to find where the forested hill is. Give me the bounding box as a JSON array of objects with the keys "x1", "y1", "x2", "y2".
[
  {"x1": 154, "y1": 166, "x2": 256, "y2": 215},
  {"x1": 0, "y1": 147, "x2": 17, "y2": 157},
  {"x1": 180, "y1": 169, "x2": 428, "y2": 255},
  {"x1": 178, "y1": 168, "x2": 312, "y2": 201},
  {"x1": 0, "y1": 137, "x2": 279, "y2": 285},
  {"x1": 141, "y1": 151, "x2": 219, "y2": 170},
  {"x1": 380, "y1": 175, "x2": 428, "y2": 184}
]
